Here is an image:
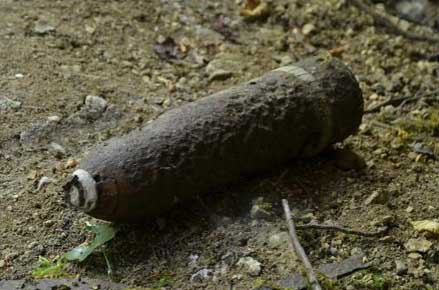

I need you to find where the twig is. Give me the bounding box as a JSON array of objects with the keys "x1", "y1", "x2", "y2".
[
  {"x1": 348, "y1": 0, "x2": 439, "y2": 43},
  {"x1": 369, "y1": 120, "x2": 396, "y2": 131},
  {"x1": 282, "y1": 199, "x2": 322, "y2": 290},
  {"x1": 364, "y1": 92, "x2": 438, "y2": 114},
  {"x1": 102, "y1": 249, "x2": 113, "y2": 279},
  {"x1": 296, "y1": 223, "x2": 388, "y2": 237}
]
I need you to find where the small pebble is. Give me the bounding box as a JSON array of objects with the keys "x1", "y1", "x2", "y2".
[
  {"x1": 43, "y1": 220, "x2": 55, "y2": 227},
  {"x1": 408, "y1": 252, "x2": 422, "y2": 259},
  {"x1": 364, "y1": 190, "x2": 389, "y2": 205},
  {"x1": 395, "y1": 260, "x2": 408, "y2": 275},
  {"x1": 237, "y1": 257, "x2": 262, "y2": 276},
  {"x1": 50, "y1": 142, "x2": 66, "y2": 158},
  {"x1": 0, "y1": 96, "x2": 21, "y2": 112},
  {"x1": 34, "y1": 23, "x2": 55, "y2": 35},
  {"x1": 405, "y1": 238, "x2": 432, "y2": 253},
  {"x1": 27, "y1": 241, "x2": 38, "y2": 249},
  {"x1": 83, "y1": 95, "x2": 108, "y2": 119},
  {"x1": 369, "y1": 93, "x2": 379, "y2": 100},
  {"x1": 268, "y1": 232, "x2": 289, "y2": 249},
  {"x1": 302, "y1": 23, "x2": 316, "y2": 35},
  {"x1": 65, "y1": 158, "x2": 78, "y2": 169},
  {"x1": 47, "y1": 115, "x2": 61, "y2": 123},
  {"x1": 36, "y1": 176, "x2": 51, "y2": 192},
  {"x1": 190, "y1": 268, "x2": 213, "y2": 283},
  {"x1": 208, "y1": 69, "x2": 233, "y2": 81},
  {"x1": 250, "y1": 204, "x2": 271, "y2": 220}
]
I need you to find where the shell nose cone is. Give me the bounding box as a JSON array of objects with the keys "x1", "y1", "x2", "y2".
[{"x1": 64, "y1": 169, "x2": 98, "y2": 212}]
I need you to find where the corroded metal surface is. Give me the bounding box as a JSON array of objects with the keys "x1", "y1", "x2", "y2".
[{"x1": 64, "y1": 56, "x2": 363, "y2": 222}]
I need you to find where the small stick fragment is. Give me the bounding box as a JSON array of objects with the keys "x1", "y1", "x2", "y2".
[
  {"x1": 296, "y1": 223, "x2": 388, "y2": 237},
  {"x1": 282, "y1": 199, "x2": 322, "y2": 290}
]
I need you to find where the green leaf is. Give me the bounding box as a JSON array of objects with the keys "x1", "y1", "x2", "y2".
[{"x1": 64, "y1": 223, "x2": 117, "y2": 262}]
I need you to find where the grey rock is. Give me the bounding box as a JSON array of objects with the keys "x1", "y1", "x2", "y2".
[
  {"x1": 405, "y1": 238, "x2": 432, "y2": 253},
  {"x1": 0, "y1": 97, "x2": 21, "y2": 112},
  {"x1": 301, "y1": 23, "x2": 316, "y2": 36},
  {"x1": 237, "y1": 257, "x2": 262, "y2": 276},
  {"x1": 319, "y1": 254, "x2": 370, "y2": 278},
  {"x1": 208, "y1": 69, "x2": 233, "y2": 81},
  {"x1": 412, "y1": 143, "x2": 435, "y2": 158},
  {"x1": 394, "y1": 0, "x2": 429, "y2": 24},
  {"x1": 36, "y1": 176, "x2": 51, "y2": 192},
  {"x1": 268, "y1": 232, "x2": 289, "y2": 249},
  {"x1": 188, "y1": 253, "x2": 199, "y2": 267},
  {"x1": 47, "y1": 115, "x2": 61, "y2": 123},
  {"x1": 49, "y1": 142, "x2": 66, "y2": 158},
  {"x1": 194, "y1": 25, "x2": 223, "y2": 43},
  {"x1": 279, "y1": 55, "x2": 293, "y2": 66},
  {"x1": 205, "y1": 54, "x2": 242, "y2": 82},
  {"x1": 190, "y1": 268, "x2": 213, "y2": 283},
  {"x1": 250, "y1": 204, "x2": 271, "y2": 220},
  {"x1": 395, "y1": 260, "x2": 408, "y2": 275},
  {"x1": 329, "y1": 247, "x2": 339, "y2": 256},
  {"x1": 82, "y1": 95, "x2": 108, "y2": 120},
  {"x1": 278, "y1": 255, "x2": 369, "y2": 290},
  {"x1": 221, "y1": 251, "x2": 237, "y2": 266},
  {"x1": 277, "y1": 272, "x2": 307, "y2": 290},
  {"x1": 20, "y1": 122, "x2": 55, "y2": 145},
  {"x1": 34, "y1": 23, "x2": 56, "y2": 35}
]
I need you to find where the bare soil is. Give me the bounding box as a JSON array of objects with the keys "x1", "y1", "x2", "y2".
[{"x1": 0, "y1": 0, "x2": 438, "y2": 289}]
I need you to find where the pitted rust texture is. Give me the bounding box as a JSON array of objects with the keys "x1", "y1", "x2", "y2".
[{"x1": 68, "y1": 56, "x2": 363, "y2": 222}]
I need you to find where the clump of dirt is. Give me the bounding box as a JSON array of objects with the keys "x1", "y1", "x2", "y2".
[{"x1": 0, "y1": 0, "x2": 438, "y2": 289}]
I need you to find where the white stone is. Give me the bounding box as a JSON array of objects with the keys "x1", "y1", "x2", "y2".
[{"x1": 237, "y1": 257, "x2": 262, "y2": 276}]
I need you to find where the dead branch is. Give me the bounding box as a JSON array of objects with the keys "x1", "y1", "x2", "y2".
[
  {"x1": 282, "y1": 199, "x2": 322, "y2": 290},
  {"x1": 296, "y1": 223, "x2": 388, "y2": 237},
  {"x1": 348, "y1": 0, "x2": 439, "y2": 43},
  {"x1": 364, "y1": 92, "x2": 438, "y2": 114}
]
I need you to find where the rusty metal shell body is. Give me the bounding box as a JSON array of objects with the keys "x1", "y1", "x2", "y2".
[{"x1": 64, "y1": 56, "x2": 363, "y2": 222}]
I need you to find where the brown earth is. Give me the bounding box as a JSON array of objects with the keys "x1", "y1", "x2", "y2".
[{"x1": 0, "y1": 0, "x2": 438, "y2": 289}]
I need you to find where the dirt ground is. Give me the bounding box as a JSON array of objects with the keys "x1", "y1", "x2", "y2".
[{"x1": 0, "y1": 0, "x2": 438, "y2": 289}]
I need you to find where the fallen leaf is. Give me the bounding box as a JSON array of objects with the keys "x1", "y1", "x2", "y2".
[{"x1": 64, "y1": 223, "x2": 117, "y2": 262}]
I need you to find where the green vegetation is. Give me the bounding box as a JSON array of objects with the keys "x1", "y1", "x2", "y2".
[
  {"x1": 32, "y1": 222, "x2": 117, "y2": 279},
  {"x1": 32, "y1": 256, "x2": 71, "y2": 279},
  {"x1": 397, "y1": 108, "x2": 439, "y2": 137},
  {"x1": 348, "y1": 269, "x2": 392, "y2": 290},
  {"x1": 152, "y1": 272, "x2": 174, "y2": 288}
]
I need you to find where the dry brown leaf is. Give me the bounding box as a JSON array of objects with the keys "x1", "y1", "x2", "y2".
[{"x1": 240, "y1": 0, "x2": 270, "y2": 19}]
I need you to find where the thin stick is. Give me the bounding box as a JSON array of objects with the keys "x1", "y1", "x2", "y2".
[
  {"x1": 296, "y1": 223, "x2": 388, "y2": 237},
  {"x1": 365, "y1": 93, "x2": 438, "y2": 114},
  {"x1": 348, "y1": 0, "x2": 439, "y2": 43},
  {"x1": 282, "y1": 199, "x2": 322, "y2": 290},
  {"x1": 102, "y1": 249, "x2": 113, "y2": 278}
]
